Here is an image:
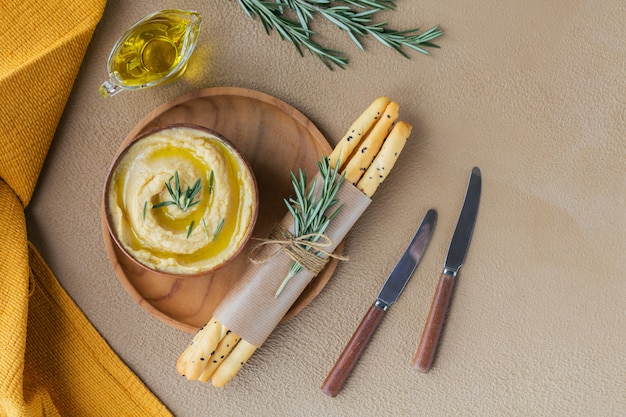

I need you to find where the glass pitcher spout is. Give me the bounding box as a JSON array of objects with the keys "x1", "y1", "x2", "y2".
[
  {"x1": 99, "y1": 80, "x2": 123, "y2": 98},
  {"x1": 99, "y1": 9, "x2": 202, "y2": 98}
]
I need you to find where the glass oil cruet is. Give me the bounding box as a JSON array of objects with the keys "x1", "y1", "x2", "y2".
[{"x1": 99, "y1": 9, "x2": 202, "y2": 98}]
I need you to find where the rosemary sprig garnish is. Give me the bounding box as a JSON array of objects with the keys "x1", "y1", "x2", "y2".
[
  {"x1": 213, "y1": 218, "x2": 225, "y2": 241},
  {"x1": 201, "y1": 217, "x2": 225, "y2": 242},
  {"x1": 276, "y1": 156, "x2": 345, "y2": 296},
  {"x1": 209, "y1": 170, "x2": 215, "y2": 195},
  {"x1": 187, "y1": 220, "x2": 195, "y2": 238},
  {"x1": 235, "y1": 0, "x2": 442, "y2": 69},
  {"x1": 151, "y1": 171, "x2": 202, "y2": 235},
  {"x1": 153, "y1": 171, "x2": 202, "y2": 211},
  {"x1": 202, "y1": 218, "x2": 210, "y2": 241}
]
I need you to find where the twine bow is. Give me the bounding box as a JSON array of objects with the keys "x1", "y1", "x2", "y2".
[{"x1": 249, "y1": 224, "x2": 348, "y2": 296}]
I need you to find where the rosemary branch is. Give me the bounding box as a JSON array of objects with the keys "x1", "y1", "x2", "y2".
[
  {"x1": 276, "y1": 156, "x2": 345, "y2": 296},
  {"x1": 148, "y1": 170, "x2": 222, "y2": 241},
  {"x1": 234, "y1": 0, "x2": 442, "y2": 69},
  {"x1": 237, "y1": 0, "x2": 349, "y2": 68},
  {"x1": 153, "y1": 171, "x2": 202, "y2": 211},
  {"x1": 151, "y1": 171, "x2": 203, "y2": 238}
]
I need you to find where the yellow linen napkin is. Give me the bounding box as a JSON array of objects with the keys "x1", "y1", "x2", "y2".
[{"x1": 0, "y1": 1, "x2": 172, "y2": 416}]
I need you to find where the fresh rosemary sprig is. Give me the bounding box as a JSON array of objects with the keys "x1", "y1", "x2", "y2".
[
  {"x1": 235, "y1": 0, "x2": 442, "y2": 69},
  {"x1": 151, "y1": 171, "x2": 202, "y2": 236},
  {"x1": 213, "y1": 218, "x2": 225, "y2": 241},
  {"x1": 276, "y1": 156, "x2": 345, "y2": 296},
  {"x1": 153, "y1": 171, "x2": 202, "y2": 212},
  {"x1": 187, "y1": 220, "x2": 195, "y2": 238},
  {"x1": 202, "y1": 218, "x2": 210, "y2": 240},
  {"x1": 237, "y1": 0, "x2": 349, "y2": 68},
  {"x1": 208, "y1": 170, "x2": 215, "y2": 195},
  {"x1": 201, "y1": 217, "x2": 225, "y2": 242}
]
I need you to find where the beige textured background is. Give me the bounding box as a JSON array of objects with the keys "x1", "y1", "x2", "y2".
[{"x1": 26, "y1": 0, "x2": 625, "y2": 416}]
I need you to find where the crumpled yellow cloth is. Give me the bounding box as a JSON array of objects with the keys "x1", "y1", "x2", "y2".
[{"x1": 0, "y1": 1, "x2": 172, "y2": 416}]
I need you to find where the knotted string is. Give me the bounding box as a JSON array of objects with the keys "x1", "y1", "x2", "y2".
[{"x1": 249, "y1": 224, "x2": 348, "y2": 295}]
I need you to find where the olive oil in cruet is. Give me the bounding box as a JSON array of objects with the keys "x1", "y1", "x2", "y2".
[{"x1": 100, "y1": 9, "x2": 202, "y2": 97}]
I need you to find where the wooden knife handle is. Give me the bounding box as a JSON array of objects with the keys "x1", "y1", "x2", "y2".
[
  {"x1": 413, "y1": 273, "x2": 456, "y2": 372},
  {"x1": 322, "y1": 303, "x2": 385, "y2": 397}
]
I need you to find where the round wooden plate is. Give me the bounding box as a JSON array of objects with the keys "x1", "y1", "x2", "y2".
[{"x1": 101, "y1": 87, "x2": 340, "y2": 334}]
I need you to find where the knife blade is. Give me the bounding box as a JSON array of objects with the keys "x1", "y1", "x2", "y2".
[
  {"x1": 321, "y1": 208, "x2": 436, "y2": 397},
  {"x1": 413, "y1": 167, "x2": 481, "y2": 372}
]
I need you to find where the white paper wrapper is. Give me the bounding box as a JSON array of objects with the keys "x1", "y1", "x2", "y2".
[{"x1": 214, "y1": 174, "x2": 371, "y2": 347}]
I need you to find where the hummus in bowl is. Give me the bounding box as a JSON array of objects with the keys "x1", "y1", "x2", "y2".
[{"x1": 104, "y1": 125, "x2": 258, "y2": 275}]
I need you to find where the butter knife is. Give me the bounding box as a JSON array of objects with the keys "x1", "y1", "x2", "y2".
[
  {"x1": 413, "y1": 167, "x2": 481, "y2": 372},
  {"x1": 322, "y1": 209, "x2": 436, "y2": 397}
]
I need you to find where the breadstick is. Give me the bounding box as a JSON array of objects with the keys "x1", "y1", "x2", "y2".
[
  {"x1": 177, "y1": 318, "x2": 226, "y2": 380},
  {"x1": 342, "y1": 101, "x2": 399, "y2": 184},
  {"x1": 176, "y1": 321, "x2": 215, "y2": 375},
  {"x1": 176, "y1": 322, "x2": 212, "y2": 373},
  {"x1": 197, "y1": 329, "x2": 242, "y2": 382},
  {"x1": 328, "y1": 96, "x2": 391, "y2": 172},
  {"x1": 210, "y1": 339, "x2": 257, "y2": 388},
  {"x1": 356, "y1": 121, "x2": 412, "y2": 198}
]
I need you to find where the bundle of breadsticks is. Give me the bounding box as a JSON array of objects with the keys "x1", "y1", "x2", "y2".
[{"x1": 176, "y1": 96, "x2": 412, "y2": 387}]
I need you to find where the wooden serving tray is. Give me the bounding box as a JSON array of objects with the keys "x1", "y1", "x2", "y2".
[{"x1": 101, "y1": 87, "x2": 339, "y2": 334}]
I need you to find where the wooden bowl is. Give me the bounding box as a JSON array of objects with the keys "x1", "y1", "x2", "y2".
[{"x1": 103, "y1": 124, "x2": 259, "y2": 279}]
